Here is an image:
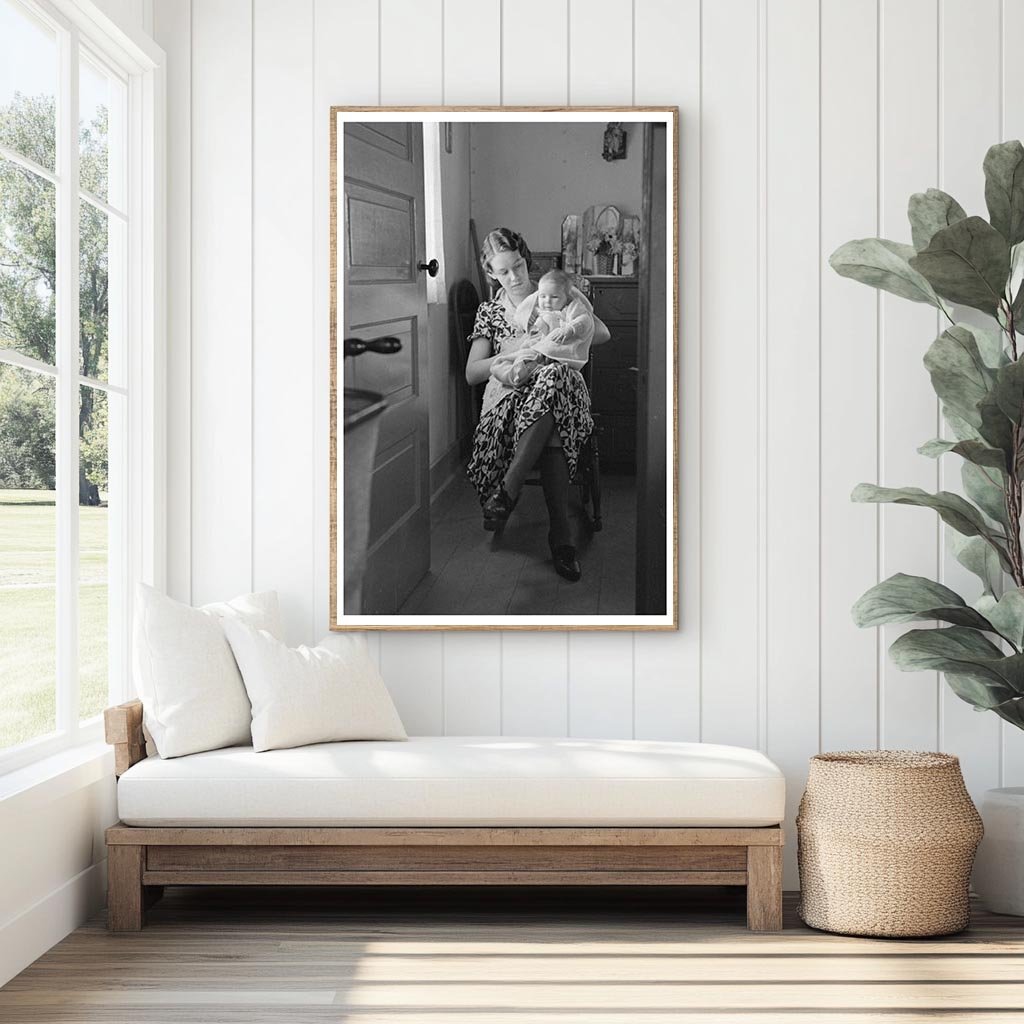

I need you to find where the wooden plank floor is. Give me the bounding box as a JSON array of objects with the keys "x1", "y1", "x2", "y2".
[
  {"x1": 399, "y1": 472, "x2": 637, "y2": 616},
  {"x1": 3, "y1": 886, "x2": 1024, "y2": 1021}
]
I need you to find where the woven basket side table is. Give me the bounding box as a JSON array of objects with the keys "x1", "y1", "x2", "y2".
[{"x1": 797, "y1": 750, "x2": 983, "y2": 938}]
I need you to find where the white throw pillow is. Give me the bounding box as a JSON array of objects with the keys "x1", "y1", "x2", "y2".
[
  {"x1": 222, "y1": 621, "x2": 407, "y2": 752},
  {"x1": 133, "y1": 584, "x2": 283, "y2": 758}
]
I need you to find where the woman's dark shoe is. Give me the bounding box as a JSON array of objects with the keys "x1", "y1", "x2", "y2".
[
  {"x1": 550, "y1": 544, "x2": 582, "y2": 582},
  {"x1": 483, "y1": 486, "x2": 516, "y2": 531}
]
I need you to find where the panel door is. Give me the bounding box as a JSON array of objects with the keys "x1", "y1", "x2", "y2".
[{"x1": 342, "y1": 121, "x2": 430, "y2": 614}]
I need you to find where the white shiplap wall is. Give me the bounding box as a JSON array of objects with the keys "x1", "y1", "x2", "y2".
[{"x1": 154, "y1": 0, "x2": 1024, "y2": 885}]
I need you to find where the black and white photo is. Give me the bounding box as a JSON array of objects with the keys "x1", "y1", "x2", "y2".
[{"x1": 330, "y1": 108, "x2": 678, "y2": 629}]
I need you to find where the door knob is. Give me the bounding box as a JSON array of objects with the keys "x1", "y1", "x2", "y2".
[
  {"x1": 343, "y1": 336, "x2": 403, "y2": 357},
  {"x1": 418, "y1": 259, "x2": 440, "y2": 277}
]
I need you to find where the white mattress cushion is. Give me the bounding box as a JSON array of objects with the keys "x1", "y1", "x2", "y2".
[{"x1": 117, "y1": 736, "x2": 786, "y2": 827}]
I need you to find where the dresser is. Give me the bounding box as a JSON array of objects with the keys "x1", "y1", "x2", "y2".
[{"x1": 587, "y1": 277, "x2": 639, "y2": 472}]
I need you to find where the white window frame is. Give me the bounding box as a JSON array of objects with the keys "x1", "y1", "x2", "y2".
[{"x1": 0, "y1": 0, "x2": 165, "y2": 776}]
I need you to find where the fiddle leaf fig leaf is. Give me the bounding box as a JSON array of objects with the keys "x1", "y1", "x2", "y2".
[
  {"x1": 943, "y1": 671, "x2": 1024, "y2": 714},
  {"x1": 977, "y1": 589, "x2": 1024, "y2": 649},
  {"x1": 993, "y1": 357, "x2": 1024, "y2": 423},
  {"x1": 962, "y1": 461, "x2": 1009, "y2": 528},
  {"x1": 969, "y1": 322, "x2": 1012, "y2": 369},
  {"x1": 984, "y1": 140, "x2": 1024, "y2": 246},
  {"x1": 1008, "y1": 241, "x2": 1024, "y2": 305},
  {"x1": 909, "y1": 216, "x2": 1011, "y2": 315},
  {"x1": 983, "y1": 687, "x2": 1024, "y2": 728},
  {"x1": 908, "y1": 188, "x2": 968, "y2": 251},
  {"x1": 978, "y1": 392, "x2": 1016, "y2": 458},
  {"x1": 889, "y1": 627, "x2": 1024, "y2": 701},
  {"x1": 852, "y1": 573, "x2": 994, "y2": 630},
  {"x1": 1010, "y1": 240, "x2": 1024, "y2": 323},
  {"x1": 950, "y1": 532, "x2": 1004, "y2": 597},
  {"x1": 942, "y1": 406, "x2": 983, "y2": 442},
  {"x1": 923, "y1": 325, "x2": 997, "y2": 428},
  {"x1": 918, "y1": 437, "x2": 1008, "y2": 471},
  {"x1": 830, "y1": 238, "x2": 944, "y2": 307},
  {"x1": 851, "y1": 483, "x2": 1011, "y2": 567},
  {"x1": 1012, "y1": 278, "x2": 1024, "y2": 326}
]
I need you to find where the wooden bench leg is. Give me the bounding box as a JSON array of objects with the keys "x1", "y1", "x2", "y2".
[
  {"x1": 746, "y1": 845, "x2": 783, "y2": 931},
  {"x1": 107, "y1": 845, "x2": 145, "y2": 931}
]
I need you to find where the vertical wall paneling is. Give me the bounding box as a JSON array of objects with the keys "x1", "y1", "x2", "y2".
[
  {"x1": 1002, "y1": 0, "x2": 1024, "y2": 786},
  {"x1": 698, "y1": 0, "x2": 760, "y2": 749},
  {"x1": 567, "y1": 0, "x2": 632, "y2": 105},
  {"x1": 365, "y1": 632, "x2": 382, "y2": 666},
  {"x1": 819, "y1": 0, "x2": 880, "y2": 752},
  {"x1": 938, "y1": 0, "x2": 1002, "y2": 795},
  {"x1": 764, "y1": 0, "x2": 821, "y2": 882},
  {"x1": 380, "y1": 0, "x2": 443, "y2": 105},
  {"x1": 442, "y1": 0, "x2": 501, "y2": 105},
  {"x1": 567, "y1": 634, "x2": 635, "y2": 738},
  {"x1": 444, "y1": 639, "x2": 502, "y2": 734},
  {"x1": 380, "y1": 633, "x2": 446, "y2": 734},
  {"x1": 878, "y1": 0, "x2": 941, "y2": 751},
  {"x1": 440, "y1": 1, "x2": 505, "y2": 733},
  {"x1": 501, "y1": 633, "x2": 568, "y2": 736},
  {"x1": 312, "y1": 0, "x2": 380, "y2": 640},
  {"x1": 189, "y1": 0, "x2": 253, "y2": 605},
  {"x1": 167, "y1": 0, "x2": 1024, "y2": 894},
  {"x1": 500, "y1": 0, "x2": 568, "y2": 105},
  {"x1": 631, "y1": 0, "x2": 701, "y2": 743},
  {"x1": 252, "y1": 0, "x2": 315, "y2": 646},
  {"x1": 153, "y1": 0, "x2": 190, "y2": 604}
]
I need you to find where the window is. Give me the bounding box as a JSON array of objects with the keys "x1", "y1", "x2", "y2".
[{"x1": 0, "y1": 0, "x2": 160, "y2": 773}]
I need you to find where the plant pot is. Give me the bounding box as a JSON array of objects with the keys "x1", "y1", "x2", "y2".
[
  {"x1": 973, "y1": 787, "x2": 1024, "y2": 915},
  {"x1": 797, "y1": 750, "x2": 983, "y2": 937}
]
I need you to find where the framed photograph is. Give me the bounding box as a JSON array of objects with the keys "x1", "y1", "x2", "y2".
[{"x1": 330, "y1": 107, "x2": 678, "y2": 630}]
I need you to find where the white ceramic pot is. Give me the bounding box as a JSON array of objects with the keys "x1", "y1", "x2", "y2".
[{"x1": 973, "y1": 787, "x2": 1024, "y2": 916}]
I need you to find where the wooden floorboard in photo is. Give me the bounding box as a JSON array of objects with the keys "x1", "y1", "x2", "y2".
[
  {"x1": 400, "y1": 473, "x2": 637, "y2": 617},
  {"x1": 3, "y1": 887, "x2": 1024, "y2": 1021}
]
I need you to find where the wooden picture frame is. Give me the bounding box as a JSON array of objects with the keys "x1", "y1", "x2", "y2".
[{"x1": 330, "y1": 107, "x2": 678, "y2": 630}]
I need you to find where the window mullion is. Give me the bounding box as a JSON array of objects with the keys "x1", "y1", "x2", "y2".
[{"x1": 55, "y1": 23, "x2": 81, "y2": 735}]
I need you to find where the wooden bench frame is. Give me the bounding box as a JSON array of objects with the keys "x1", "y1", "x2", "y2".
[{"x1": 104, "y1": 700, "x2": 784, "y2": 932}]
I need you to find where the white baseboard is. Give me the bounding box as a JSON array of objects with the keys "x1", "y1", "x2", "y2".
[{"x1": 0, "y1": 859, "x2": 107, "y2": 987}]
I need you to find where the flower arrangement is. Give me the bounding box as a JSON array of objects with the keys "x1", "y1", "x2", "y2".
[
  {"x1": 586, "y1": 228, "x2": 622, "y2": 258},
  {"x1": 585, "y1": 228, "x2": 622, "y2": 274}
]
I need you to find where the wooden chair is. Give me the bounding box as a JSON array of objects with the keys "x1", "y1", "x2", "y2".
[{"x1": 450, "y1": 279, "x2": 483, "y2": 455}]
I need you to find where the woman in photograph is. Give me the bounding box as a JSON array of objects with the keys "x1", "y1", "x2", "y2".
[{"x1": 465, "y1": 227, "x2": 610, "y2": 582}]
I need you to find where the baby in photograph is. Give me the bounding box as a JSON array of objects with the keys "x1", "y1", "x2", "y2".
[{"x1": 484, "y1": 270, "x2": 596, "y2": 412}]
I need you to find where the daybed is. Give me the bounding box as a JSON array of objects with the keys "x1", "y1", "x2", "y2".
[{"x1": 104, "y1": 699, "x2": 786, "y2": 932}]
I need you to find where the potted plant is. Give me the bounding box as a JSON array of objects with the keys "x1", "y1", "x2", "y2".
[{"x1": 831, "y1": 140, "x2": 1024, "y2": 914}]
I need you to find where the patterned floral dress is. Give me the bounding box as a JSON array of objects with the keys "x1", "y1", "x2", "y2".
[{"x1": 466, "y1": 291, "x2": 594, "y2": 504}]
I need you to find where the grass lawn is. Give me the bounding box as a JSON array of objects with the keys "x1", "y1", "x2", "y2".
[{"x1": 0, "y1": 489, "x2": 109, "y2": 751}]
